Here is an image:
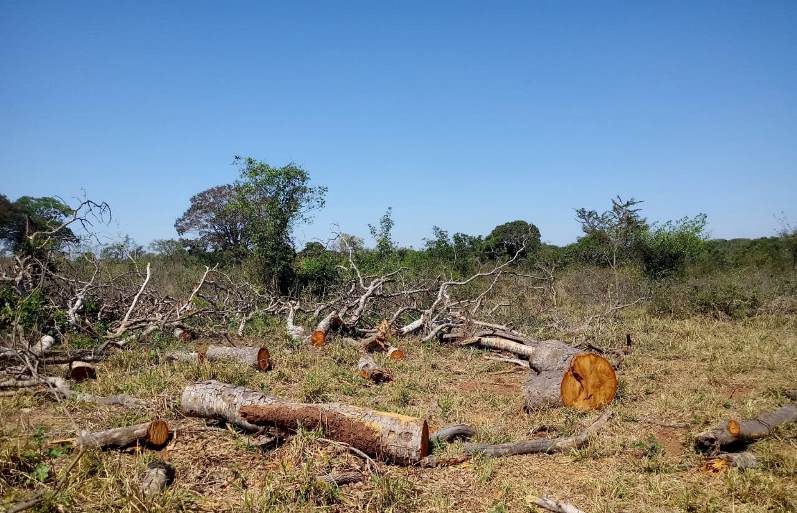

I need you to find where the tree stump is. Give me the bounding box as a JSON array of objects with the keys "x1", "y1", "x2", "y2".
[{"x1": 524, "y1": 340, "x2": 617, "y2": 410}]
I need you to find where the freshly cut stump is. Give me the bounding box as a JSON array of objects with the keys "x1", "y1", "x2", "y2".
[
  {"x1": 181, "y1": 380, "x2": 283, "y2": 431},
  {"x1": 78, "y1": 420, "x2": 170, "y2": 449},
  {"x1": 357, "y1": 354, "x2": 393, "y2": 383},
  {"x1": 240, "y1": 402, "x2": 429, "y2": 464},
  {"x1": 524, "y1": 340, "x2": 616, "y2": 410}
]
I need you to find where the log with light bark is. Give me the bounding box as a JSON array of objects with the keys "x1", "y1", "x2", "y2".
[
  {"x1": 167, "y1": 345, "x2": 271, "y2": 371},
  {"x1": 524, "y1": 340, "x2": 616, "y2": 411},
  {"x1": 68, "y1": 361, "x2": 97, "y2": 382},
  {"x1": 78, "y1": 420, "x2": 170, "y2": 449},
  {"x1": 239, "y1": 402, "x2": 430, "y2": 464},
  {"x1": 310, "y1": 312, "x2": 342, "y2": 346},
  {"x1": 695, "y1": 401, "x2": 797, "y2": 454},
  {"x1": 141, "y1": 459, "x2": 175, "y2": 496},
  {"x1": 357, "y1": 354, "x2": 393, "y2": 383},
  {"x1": 430, "y1": 424, "x2": 476, "y2": 444},
  {"x1": 180, "y1": 380, "x2": 284, "y2": 432},
  {"x1": 531, "y1": 496, "x2": 588, "y2": 513}
]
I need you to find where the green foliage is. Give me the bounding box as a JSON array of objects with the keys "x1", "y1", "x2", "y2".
[
  {"x1": 294, "y1": 242, "x2": 341, "y2": 293},
  {"x1": 233, "y1": 157, "x2": 327, "y2": 292},
  {"x1": 482, "y1": 220, "x2": 540, "y2": 260},
  {"x1": 575, "y1": 196, "x2": 647, "y2": 267},
  {"x1": 688, "y1": 283, "x2": 761, "y2": 319},
  {"x1": 0, "y1": 194, "x2": 76, "y2": 254},
  {"x1": 639, "y1": 214, "x2": 707, "y2": 279},
  {"x1": 369, "y1": 207, "x2": 396, "y2": 256}
]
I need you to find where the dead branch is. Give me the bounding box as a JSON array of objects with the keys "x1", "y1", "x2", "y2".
[
  {"x1": 695, "y1": 401, "x2": 797, "y2": 454},
  {"x1": 531, "y1": 496, "x2": 589, "y2": 513},
  {"x1": 78, "y1": 420, "x2": 170, "y2": 449},
  {"x1": 141, "y1": 459, "x2": 175, "y2": 496},
  {"x1": 430, "y1": 424, "x2": 476, "y2": 444}
]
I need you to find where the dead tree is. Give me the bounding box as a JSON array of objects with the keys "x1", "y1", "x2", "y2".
[
  {"x1": 695, "y1": 401, "x2": 797, "y2": 454},
  {"x1": 239, "y1": 402, "x2": 429, "y2": 464}
]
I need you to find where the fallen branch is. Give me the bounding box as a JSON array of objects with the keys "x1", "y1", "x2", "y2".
[
  {"x1": 317, "y1": 471, "x2": 364, "y2": 487},
  {"x1": 167, "y1": 345, "x2": 271, "y2": 371},
  {"x1": 695, "y1": 401, "x2": 797, "y2": 454},
  {"x1": 531, "y1": 496, "x2": 588, "y2": 513},
  {"x1": 357, "y1": 354, "x2": 393, "y2": 383},
  {"x1": 430, "y1": 424, "x2": 476, "y2": 444},
  {"x1": 141, "y1": 459, "x2": 175, "y2": 496},
  {"x1": 78, "y1": 420, "x2": 170, "y2": 449}
]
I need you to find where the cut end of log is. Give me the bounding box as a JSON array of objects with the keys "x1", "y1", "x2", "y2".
[
  {"x1": 420, "y1": 420, "x2": 430, "y2": 458},
  {"x1": 387, "y1": 347, "x2": 405, "y2": 360},
  {"x1": 727, "y1": 419, "x2": 741, "y2": 438},
  {"x1": 69, "y1": 362, "x2": 97, "y2": 382},
  {"x1": 311, "y1": 330, "x2": 326, "y2": 347},
  {"x1": 256, "y1": 347, "x2": 271, "y2": 371},
  {"x1": 147, "y1": 420, "x2": 170, "y2": 447},
  {"x1": 560, "y1": 353, "x2": 617, "y2": 410}
]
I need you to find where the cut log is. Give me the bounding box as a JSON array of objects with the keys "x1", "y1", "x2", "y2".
[
  {"x1": 695, "y1": 401, "x2": 797, "y2": 453},
  {"x1": 430, "y1": 424, "x2": 476, "y2": 443},
  {"x1": 531, "y1": 497, "x2": 588, "y2": 513},
  {"x1": 78, "y1": 420, "x2": 170, "y2": 449},
  {"x1": 357, "y1": 354, "x2": 393, "y2": 383},
  {"x1": 68, "y1": 361, "x2": 97, "y2": 382},
  {"x1": 524, "y1": 340, "x2": 616, "y2": 411},
  {"x1": 240, "y1": 402, "x2": 429, "y2": 464},
  {"x1": 311, "y1": 313, "x2": 341, "y2": 346},
  {"x1": 141, "y1": 459, "x2": 175, "y2": 496},
  {"x1": 168, "y1": 345, "x2": 270, "y2": 371},
  {"x1": 181, "y1": 380, "x2": 284, "y2": 432},
  {"x1": 475, "y1": 336, "x2": 536, "y2": 358}
]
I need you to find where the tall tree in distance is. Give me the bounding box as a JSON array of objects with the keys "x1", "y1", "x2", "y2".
[
  {"x1": 482, "y1": 220, "x2": 541, "y2": 260},
  {"x1": 175, "y1": 184, "x2": 249, "y2": 262},
  {"x1": 232, "y1": 157, "x2": 327, "y2": 291}
]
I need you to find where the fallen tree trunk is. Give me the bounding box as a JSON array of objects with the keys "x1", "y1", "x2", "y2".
[
  {"x1": 167, "y1": 345, "x2": 271, "y2": 371},
  {"x1": 141, "y1": 459, "x2": 175, "y2": 496},
  {"x1": 524, "y1": 340, "x2": 616, "y2": 411},
  {"x1": 181, "y1": 380, "x2": 284, "y2": 432},
  {"x1": 78, "y1": 420, "x2": 170, "y2": 449},
  {"x1": 695, "y1": 401, "x2": 797, "y2": 453},
  {"x1": 1, "y1": 374, "x2": 144, "y2": 407},
  {"x1": 357, "y1": 354, "x2": 393, "y2": 383},
  {"x1": 239, "y1": 402, "x2": 430, "y2": 464},
  {"x1": 473, "y1": 336, "x2": 536, "y2": 359},
  {"x1": 532, "y1": 497, "x2": 588, "y2": 513},
  {"x1": 311, "y1": 313, "x2": 341, "y2": 346}
]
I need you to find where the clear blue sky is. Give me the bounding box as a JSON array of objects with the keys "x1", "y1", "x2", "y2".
[{"x1": 1, "y1": 1, "x2": 795, "y2": 248}]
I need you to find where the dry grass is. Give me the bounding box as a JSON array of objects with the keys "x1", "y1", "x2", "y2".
[{"x1": 2, "y1": 313, "x2": 796, "y2": 512}]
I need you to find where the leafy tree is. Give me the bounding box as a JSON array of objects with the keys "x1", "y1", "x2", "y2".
[
  {"x1": 232, "y1": 157, "x2": 327, "y2": 291},
  {"x1": 575, "y1": 197, "x2": 647, "y2": 269},
  {"x1": 175, "y1": 184, "x2": 249, "y2": 262},
  {"x1": 100, "y1": 235, "x2": 145, "y2": 261},
  {"x1": 482, "y1": 220, "x2": 541, "y2": 260},
  {"x1": 0, "y1": 195, "x2": 76, "y2": 254},
  {"x1": 639, "y1": 214, "x2": 707, "y2": 279},
  {"x1": 295, "y1": 242, "x2": 341, "y2": 293},
  {"x1": 369, "y1": 207, "x2": 395, "y2": 255}
]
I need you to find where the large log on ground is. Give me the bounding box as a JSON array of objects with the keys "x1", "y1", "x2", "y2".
[
  {"x1": 68, "y1": 361, "x2": 97, "y2": 382},
  {"x1": 239, "y1": 402, "x2": 429, "y2": 464},
  {"x1": 180, "y1": 380, "x2": 284, "y2": 431},
  {"x1": 524, "y1": 340, "x2": 617, "y2": 411},
  {"x1": 78, "y1": 420, "x2": 170, "y2": 449},
  {"x1": 167, "y1": 345, "x2": 270, "y2": 371},
  {"x1": 695, "y1": 401, "x2": 797, "y2": 453}
]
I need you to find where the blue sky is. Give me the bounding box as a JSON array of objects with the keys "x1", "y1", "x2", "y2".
[{"x1": 1, "y1": 1, "x2": 795, "y2": 248}]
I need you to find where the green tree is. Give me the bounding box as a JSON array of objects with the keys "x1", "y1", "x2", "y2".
[
  {"x1": 482, "y1": 220, "x2": 541, "y2": 260},
  {"x1": 369, "y1": 207, "x2": 395, "y2": 255},
  {"x1": 575, "y1": 197, "x2": 647, "y2": 269},
  {"x1": 639, "y1": 214, "x2": 707, "y2": 279},
  {"x1": 232, "y1": 157, "x2": 327, "y2": 291},
  {"x1": 175, "y1": 184, "x2": 249, "y2": 262},
  {"x1": 0, "y1": 195, "x2": 77, "y2": 254}
]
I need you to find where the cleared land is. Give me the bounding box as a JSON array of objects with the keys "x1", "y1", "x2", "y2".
[{"x1": 2, "y1": 313, "x2": 796, "y2": 513}]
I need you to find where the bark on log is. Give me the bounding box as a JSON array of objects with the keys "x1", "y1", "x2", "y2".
[
  {"x1": 430, "y1": 424, "x2": 476, "y2": 443},
  {"x1": 167, "y1": 345, "x2": 271, "y2": 371},
  {"x1": 695, "y1": 401, "x2": 797, "y2": 453},
  {"x1": 532, "y1": 497, "x2": 588, "y2": 513},
  {"x1": 240, "y1": 402, "x2": 429, "y2": 464},
  {"x1": 524, "y1": 340, "x2": 616, "y2": 411},
  {"x1": 68, "y1": 361, "x2": 97, "y2": 382},
  {"x1": 357, "y1": 354, "x2": 393, "y2": 383},
  {"x1": 141, "y1": 459, "x2": 175, "y2": 496},
  {"x1": 475, "y1": 336, "x2": 536, "y2": 358},
  {"x1": 311, "y1": 313, "x2": 341, "y2": 346},
  {"x1": 180, "y1": 380, "x2": 284, "y2": 432},
  {"x1": 78, "y1": 420, "x2": 170, "y2": 449}
]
